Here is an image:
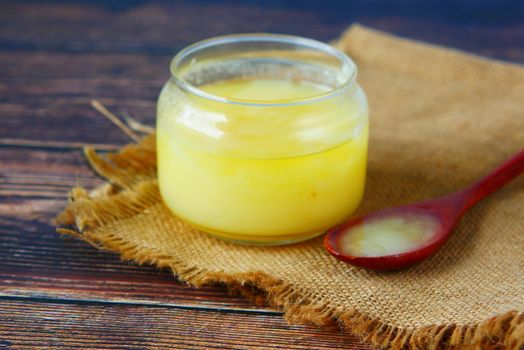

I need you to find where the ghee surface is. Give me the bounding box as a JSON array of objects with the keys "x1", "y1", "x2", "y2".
[
  {"x1": 339, "y1": 214, "x2": 439, "y2": 257},
  {"x1": 157, "y1": 78, "x2": 368, "y2": 244}
]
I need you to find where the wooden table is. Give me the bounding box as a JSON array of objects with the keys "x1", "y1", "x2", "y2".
[{"x1": 1, "y1": 1, "x2": 522, "y2": 348}]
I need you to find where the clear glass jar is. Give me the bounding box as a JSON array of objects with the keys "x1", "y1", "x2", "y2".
[{"x1": 157, "y1": 34, "x2": 369, "y2": 245}]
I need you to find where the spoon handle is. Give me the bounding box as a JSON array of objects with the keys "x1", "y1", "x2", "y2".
[{"x1": 458, "y1": 148, "x2": 524, "y2": 211}]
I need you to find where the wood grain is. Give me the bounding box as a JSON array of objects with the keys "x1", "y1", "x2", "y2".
[
  {"x1": 0, "y1": 299, "x2": 372, "y2": 349},
  {"x1": 0, "y1": 77, "x2": 158, "y2": 146},
  {"x1": 2, "y1": 2, "x2": 523, "y2": 56}
]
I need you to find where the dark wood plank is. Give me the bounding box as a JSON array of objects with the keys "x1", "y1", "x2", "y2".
[
  {"x1": 0, "y1": 52, "x2": 161, "y2": 145},
  {"x1": 2, "y1": 1, "x2": 523, "y2": 56},
  {"x1": 0, "y1": 52, "x2": 169, "y2": 80},
  {"x1": 0, "y1": 146, "x2": 264, "y2": 311},
  {"x1": 0, "y1": 75, "x2": 158, "y2": 146},
  {"x1": 0, "y1": 299, "x2": 373, "y2": 349},
  {"x1": 0, "y1": 147, "x2": 102, "y2": 198},
  {"x1": 0, "y1": 1, "x2": 363, "y2": 53}
]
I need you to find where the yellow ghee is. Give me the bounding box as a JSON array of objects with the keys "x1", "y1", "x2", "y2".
[
  {"x1": 157, "y1": 78, "x2": 368, "y2": 244},
  {"x1": 339, "y1": 214, "x2": 439, "y2": 257}
]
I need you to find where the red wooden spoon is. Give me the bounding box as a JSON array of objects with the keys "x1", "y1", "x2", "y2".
[{"x1": 324, "y1": 148, "x2": 524, "y2": 271}]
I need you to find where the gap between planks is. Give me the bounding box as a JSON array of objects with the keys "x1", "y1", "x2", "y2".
[
  {"x1": 0, "y1": 138, "x2": 122, "y2": 151},
  {"x1": 0, "y1": 294, "x2": 281, "y2": 316}
]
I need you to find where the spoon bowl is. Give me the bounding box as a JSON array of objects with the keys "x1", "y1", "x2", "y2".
[
  {"x1": 325, "y1": 201, "x2": 456, "y2": 270},
  {"x1": 324, "y1": 148, "x2": 524, "y2": 271}
]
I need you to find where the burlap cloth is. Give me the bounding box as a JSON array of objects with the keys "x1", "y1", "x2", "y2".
[{"x1": 57, "y1": 25, "x2": 524, "y2": 349}]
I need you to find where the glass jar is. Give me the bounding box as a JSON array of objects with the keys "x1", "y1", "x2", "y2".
[{"x1": 157, "y1": 34, "x2": 369, "y2": 245}]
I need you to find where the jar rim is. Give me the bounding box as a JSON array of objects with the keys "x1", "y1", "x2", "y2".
[{"x1": 170, "y1": 33, "x2": 357, "y2": 107}]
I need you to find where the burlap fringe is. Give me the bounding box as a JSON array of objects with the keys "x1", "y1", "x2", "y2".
[{"x1": 57, "y1": 135, "x2": 524, "y2": 350}]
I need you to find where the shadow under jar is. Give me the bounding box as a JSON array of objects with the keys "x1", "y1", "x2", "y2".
[{"x1": 157, "y1": 34, "x2": 369, "y2": 245}]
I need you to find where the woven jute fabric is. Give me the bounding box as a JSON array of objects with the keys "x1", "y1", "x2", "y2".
[{"x1": 58, "y1": 25, "x2": 524, "y2": 349}]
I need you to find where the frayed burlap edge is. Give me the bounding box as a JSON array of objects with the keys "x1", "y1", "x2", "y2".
[{"x1": 57, "y1": 135, "x2": 524, "y2": 350}]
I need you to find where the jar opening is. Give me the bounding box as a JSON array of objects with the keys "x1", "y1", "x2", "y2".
[{"x1": 170, "y1": 34, "x2": 357, "y2": 107}]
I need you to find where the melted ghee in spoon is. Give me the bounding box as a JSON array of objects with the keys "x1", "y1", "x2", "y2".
[{"x1": 340, "y1": 213, "x2": 440, "y2": 257}]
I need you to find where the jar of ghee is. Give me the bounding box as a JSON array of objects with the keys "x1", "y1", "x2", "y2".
[{"x1": 157, "y1": 34, "x2": 369, "y2": 245}]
